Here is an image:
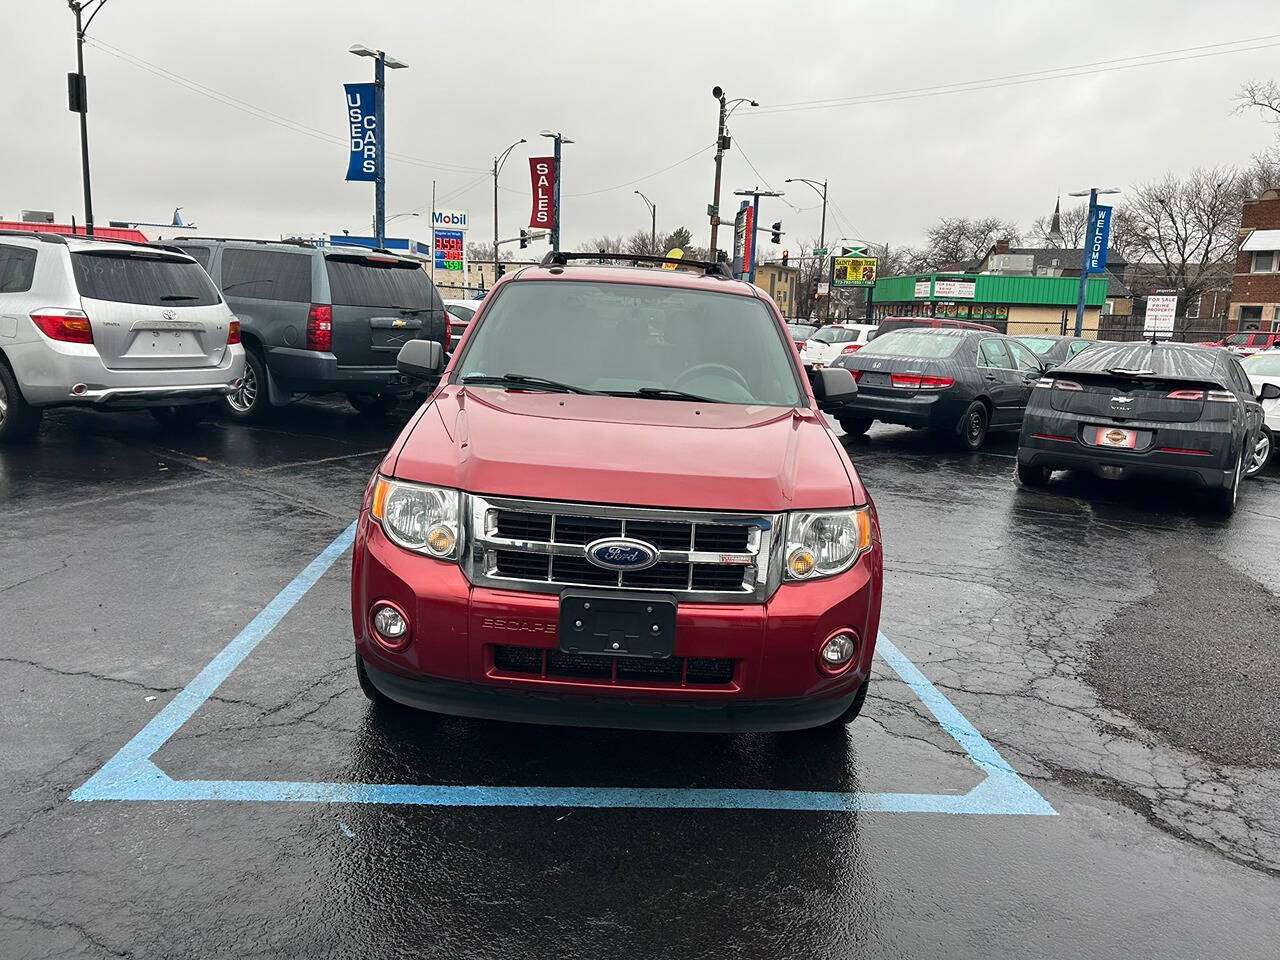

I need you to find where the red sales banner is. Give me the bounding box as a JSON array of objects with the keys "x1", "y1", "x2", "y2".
[{"x1": 529, "y1": 156, "x2": 556, "y2": 231}]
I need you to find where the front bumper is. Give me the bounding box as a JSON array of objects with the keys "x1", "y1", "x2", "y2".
[
  {"x1": 7, "y1": 340, "x2": 245, "y2": 408},
  {"x1": 352, "y1": 516, "x2": 883, "y2": 732}
]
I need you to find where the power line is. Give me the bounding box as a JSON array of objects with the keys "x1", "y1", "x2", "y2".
[
  {"x1": 84, "y1": 37, "x2": 489, "y2": 175},
  {"x1": 744, "y1": 34, "x2": 1280, "y2": 116},
  {"x1": 561, "y1": 143, "x2": 714, "y2": 198}
]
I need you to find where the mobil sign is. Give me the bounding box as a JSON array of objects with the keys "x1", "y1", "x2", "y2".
[{"x1": 433, "y1": 209, "x2": 469, "y2": 232}]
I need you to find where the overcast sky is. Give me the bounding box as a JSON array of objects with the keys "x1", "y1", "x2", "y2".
[{"x1": 3, "y1": 0, "x2": 1278, "y2": 255}]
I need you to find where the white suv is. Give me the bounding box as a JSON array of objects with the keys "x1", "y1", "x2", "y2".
[{"x1": 0, "y1": 232, "x2": 245, "y2": 442}]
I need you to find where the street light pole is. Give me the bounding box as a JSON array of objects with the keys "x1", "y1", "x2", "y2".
[
  {"x1": 708, "y1": 87, "x2": 758, "y2": 260},
  {"x1": 539, "y1": 131, "x2": 573, "y2": 253},
  {"x1": 786, "y1": 177, "x2": 829, "y2": 319},
  {"x1": 1068, "y1": 186, "x2": 1121, "y2": 337},
  {"x1": 493, "y1": 137, "x2": 526, "y2": 284},
  {"x1": 68, "y1": 0, "x2": 107, "y2": 236},
  {"x1": 350, "y1": 44, "x2": 407, "y2": 250},
  {"x1": 635, "y1": 191, "x2": 656, "y2": 250}
]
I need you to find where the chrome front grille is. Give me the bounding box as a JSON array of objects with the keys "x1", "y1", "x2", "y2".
[{"x1": 464, "y1": 495, "x2": 783, "y2": 603}]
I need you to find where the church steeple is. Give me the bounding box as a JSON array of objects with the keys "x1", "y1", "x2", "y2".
[{"x1": 1047, "y1": 196, "x2": 1064, "y2": 248}]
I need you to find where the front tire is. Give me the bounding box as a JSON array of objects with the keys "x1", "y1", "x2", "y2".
[
  {"x1": 957, "y1": 400, "x2": 990, "y2": 450},
  {"x1": 0, "y1": 362, "x2": 43, "y2": 443},
  {"x1": 1245, "y1": 426, "x2": 1273, "y2": 478}
]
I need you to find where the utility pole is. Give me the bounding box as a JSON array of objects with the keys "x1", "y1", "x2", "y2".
[
  {"x1": 349, "y1": 44, "x2": 408, "y2": 250},
  {"x1": 429, "y1": 178, "x2": 436, "y2": 285},
  {"x1": 1067, "y1": 185, "x2": 1121, "y2": 337},
  {"x1": 68, "y1": 0, "x2": 107, "y2": 236},
  {"x1": 708, "y1": 87, "x2": 758, "y2": 260},
  {"x1": 493, "y1": 138, "x2": 527, "y2": 283},
  {"x1": 635, "y1": 191, "x2": 656, "y2": 251}
]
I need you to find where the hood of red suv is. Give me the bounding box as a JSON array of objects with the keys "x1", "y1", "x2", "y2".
[{"x1": 389, "y1": 386, "x2": 864, "y2": 511}]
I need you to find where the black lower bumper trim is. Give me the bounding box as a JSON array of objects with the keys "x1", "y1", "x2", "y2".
[{"x1": 363, "y1": 661, "x2": 856, "y2": 733}]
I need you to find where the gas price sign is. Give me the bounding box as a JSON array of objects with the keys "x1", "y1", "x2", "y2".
[{"x1": 434, "y1": 229, "x2": 464, "y2": 271}]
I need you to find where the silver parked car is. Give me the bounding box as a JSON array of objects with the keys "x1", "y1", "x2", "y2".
[{"x1": 0, "y1": 231, "x2": 245, "y2": 442}]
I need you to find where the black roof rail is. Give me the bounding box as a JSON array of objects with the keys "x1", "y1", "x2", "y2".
[
  {"x1": 171, "y1": 236, "x2": 317, "y2": 248},
  {"x1": 0, "y1": 229, "x2": 66, "y2": 244},
  {"x1": 540, "y1": 251, "x2": 734, "y2": 279}
]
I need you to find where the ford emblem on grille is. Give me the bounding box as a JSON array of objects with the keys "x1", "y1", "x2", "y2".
[{"x1": 585, "y1": 537, "x2": 659, "y2": 571}]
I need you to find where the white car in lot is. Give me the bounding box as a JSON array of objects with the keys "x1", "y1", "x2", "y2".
[
  {"x1": 1243, "y1": 350, "x2": 1280, "y2": 474},
  {"x1": 0, "y1": 232, "x2": 245, "y2": 442},
  {"x1": 443, "y1": 298, "x2": 482, "y2": 352},
  {"x1": 799, "y1": 323, "x2": 876, "y2": 368}
]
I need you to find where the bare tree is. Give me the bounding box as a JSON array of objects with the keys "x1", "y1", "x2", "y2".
[
  {"x1": 575, "y1": 235, "x2": 626, "y2": 255},
  {"x1": 920, "y1": 216, "x2": 1021, "y2": 270},
  {"x1": 624, "y1": 229, "x2": 663, "y2": 257},
  {"x1": 1112, "y1": 166, "x2": 1241, "y2": 313},
  {"x1": 1240, "y1": 145, "x2": 1280, "y2": 199},
  {"x1": 1235, "y1": 79, "x2": 1280, "y2": 127},
  {"x1": 465, "y1": 241, "x2": 513, "y2": 262},
  {"x1": 1027, "y1": 202, "x2": 1089, "y2": 247}
]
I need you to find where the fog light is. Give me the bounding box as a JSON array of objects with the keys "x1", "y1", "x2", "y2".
[
  {"x1": 371, "y1": 602, "x2": 409, "y2": 650},
  {"x1": 819, "y1": 631, "x2": 857, "y2": 674}
]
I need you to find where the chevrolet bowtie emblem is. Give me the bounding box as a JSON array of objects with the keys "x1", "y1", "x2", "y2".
[{"x1": 392, "y1": 319, "x2": 408, "y2": 328}]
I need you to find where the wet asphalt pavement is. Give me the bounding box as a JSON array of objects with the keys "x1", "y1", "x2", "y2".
[{"x1": 2, "y1": 400, "x2": 1279, "y2": 959}]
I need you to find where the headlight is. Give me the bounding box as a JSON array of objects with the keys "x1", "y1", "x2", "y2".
[
  {"x1": 783, "y1": 507, "x2": 872, "y2": 581},
  {"x1": 370, "y1": 476, "x2": 461, "y2": 560}
]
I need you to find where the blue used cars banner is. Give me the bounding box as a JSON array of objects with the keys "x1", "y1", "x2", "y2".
[
  {"x1": 1086, "y1": 204, "x2": 1112, "y2": 273},
  {"x1": 345, "y1": 82, "x2": 377, "y2": 182}
]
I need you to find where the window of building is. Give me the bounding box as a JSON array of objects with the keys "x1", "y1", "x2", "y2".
[{"x1": 1253, "y1": 251, "x2": 1277, "y2": 273}]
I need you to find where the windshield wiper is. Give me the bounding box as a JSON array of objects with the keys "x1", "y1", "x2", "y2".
[
  {"x1": 461, "y1": 373, "x2": 602, "y2": 395},
  {"x1": 607, "y1": 387, "x2": 723, "y2": 403},
  {"x1": 159, "y1": 294, "x2": 201, "y2": 301}
]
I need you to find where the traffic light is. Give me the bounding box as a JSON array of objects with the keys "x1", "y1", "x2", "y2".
[
  {"x1": 771, "y1": 221, "x2": 783, "y2": 244},
  {"x1": 496, "y1": 263, "x2": 506, "y2": 279},
  {"x1": 781, "y1": 249, "x2": 789, "y2": 267},
  {"x1": 519, "y1": 229, "x2": 530, "y2": 249}
]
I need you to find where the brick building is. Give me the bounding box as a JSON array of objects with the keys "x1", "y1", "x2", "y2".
[{"x1": 1229, "y1": 188, "x2": 1280, "y2": 332}]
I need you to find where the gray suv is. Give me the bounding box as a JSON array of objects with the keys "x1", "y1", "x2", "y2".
[
  {"x1": 0, "y1": 231, "x2": 245, "y2": 442},
  {"x1": 172, "y1": 239, "x2": 448, "y2": 419}
]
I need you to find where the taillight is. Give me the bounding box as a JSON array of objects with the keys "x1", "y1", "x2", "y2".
[
  {"x1": 841, "y1": 343, "x2": 862, "y2": 354},
  {"x1": 1206, "y1": 390, "x2": 1237, "y2": 404},
  {"x1": 847, "y1": 369, "x2": 861, "y2": 382},
  {"x1": 30, "y1": 309, "x2": 93, "y2": 344},
  {"x1": 1166, "y1": 389, "x2": 1203, "y2": 400},
  {"x1": 890, "y1": 373, "x2": 953, "y2": 390},
  {"x1": 227, "y1": 319, "x2": 241, "y2": 345},
  {"x1": 1053, "y1": 379, "x2": 1083, "y2": 392},
  {"x1": 306, "y1": 304, "x2": 332, "y2": 352}
]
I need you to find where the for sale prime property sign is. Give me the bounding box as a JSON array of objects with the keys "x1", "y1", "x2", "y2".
[{"x1": 1144, "y1": 291, "x2": 1178, "y2": 339}]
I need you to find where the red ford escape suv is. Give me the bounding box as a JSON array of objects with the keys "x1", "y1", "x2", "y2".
[{"x1": 350, "y1": 252, "x2": 881, "y2": 732}]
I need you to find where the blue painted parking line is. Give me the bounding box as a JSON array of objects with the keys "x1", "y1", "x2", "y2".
[{"x1": 72, "y1": 522, "x2": 1055, "y2": 816}]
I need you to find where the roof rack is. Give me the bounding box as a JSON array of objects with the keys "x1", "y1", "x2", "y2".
[
  {"x1": 171, "y1": 236, "x2": 317, "y2": 248},
  {"x1": 540, "y1": 251, "x2": 734, "y2": 279},
  {"x1": 0, "y1": 229, "x2": 66, "y2": 244}
]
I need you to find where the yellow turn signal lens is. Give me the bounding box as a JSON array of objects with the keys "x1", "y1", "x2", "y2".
[{"x1": 788, "y1": 548, "x2": 816, "y2": 578}]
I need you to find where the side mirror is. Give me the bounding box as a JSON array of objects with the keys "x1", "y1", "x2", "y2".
[
  {"x1": 1259, "y1": 382, "x2": 1280, "y2": 401},
  {"x1": 397, "y1": 339, "x2": 444, "y2": 380},
  {"x1": 808, "y1": 367, "x2": 858, "y2": 408}
]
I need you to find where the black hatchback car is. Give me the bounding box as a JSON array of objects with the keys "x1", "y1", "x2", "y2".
[
  {"x1": 828, "y1": 328, "x2": 1046, "y2": 448},
  {"x1": 1016, "y1": 341, "x2": 1278, "y2": 514},
  {"x1": 1014, "y1": 334, "x2": 1095, "y2": 366}
]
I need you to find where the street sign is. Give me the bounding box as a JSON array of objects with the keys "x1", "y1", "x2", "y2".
[
  {"x1": 344, "y1": 82, "x2": 378, "y2": 182},
  {"x1": 1145, "y1": 293, "x2": 1177, "y2": 339},
  {"x1": 732, "y1": 201, "x2": 754, "y2": 279},
  {"x1": 817, "y1": 282, "x2": 830, "y2": 296},
  {"x1": 833, "y1": 256, "x2": 878, "y2": 287},
  {"x1": 813, "y1": 247, "x2": 828, "y2": 258}
]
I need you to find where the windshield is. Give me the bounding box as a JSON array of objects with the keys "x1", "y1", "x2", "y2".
[
  {"x1": 454, "y1": 280, "x2": 803, "y2": 406},
  {"x1": 788, "y1": 324, "x2": 817, "y2": 339},
  {"x1": 1017, "y1": 337, "x2": 1059, "y2": 356},
  {"x1": 858, "y1": 330, "x2": 965, "y2": 359},
  {"x1": 812, "y1": 327, "x2": 856, "y2": 344},
  {"x1": 1243, "y1": 352, "x2": 1280, "y2": 377}
]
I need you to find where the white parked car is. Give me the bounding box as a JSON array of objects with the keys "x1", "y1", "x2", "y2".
[
  {"x1": 1242, "y1": 350, "x2": 1280, "y2": 474},
  {"x1": 0, "y1": 231, "x2": 245, "y2": 442},
  {"x1": 799, "y1": 323, "x2": 876, "y2": 368},
  {"x1": 443, "y1": 298, "x2": 482, "y2": 352}
]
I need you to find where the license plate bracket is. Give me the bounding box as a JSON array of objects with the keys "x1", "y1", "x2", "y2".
[
  {"x1": 558, "y1": 590, "x2": 677, "y2": 659},
  {"x1": 1094, "y1": 426, "x2": 1137, "y2": 449}
]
